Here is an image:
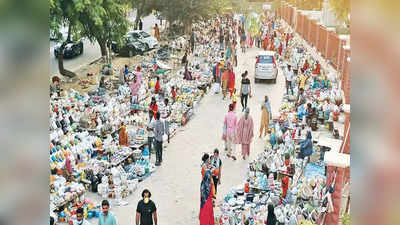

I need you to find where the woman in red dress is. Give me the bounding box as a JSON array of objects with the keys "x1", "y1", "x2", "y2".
[
  {"x1": 228, "y1": 67, "x2": 235, "y2": 98},
  {"x1": 149, "y1": 97, "x2": 158, "y2": 119},
  {"x1": 200, "y1": 162, "x2": 215, "y2": 225}
]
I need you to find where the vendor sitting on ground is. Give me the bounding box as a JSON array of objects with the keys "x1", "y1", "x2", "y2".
[
  {"x1": 183, "y1": 64, "x2": 193, "y2": 80},
  {"x1": 298, "y1": 130, "x2": 313, "y2": 159},
  {"x1": 50, "y1": 76, "x2": 62, "y2": 97},
  {"x1": 182, "y1": 51, "x2": 188, "y2": 65}
]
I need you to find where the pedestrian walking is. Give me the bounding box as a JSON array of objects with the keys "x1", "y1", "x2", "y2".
[
  {"x1": 153, "y1": 24, "x2": 160, "y2": 41},
  {"x1": 147, "y1": 111, "x2": 155, "y2": 159},
  {"x1": 219, "y1": 31, "x2": 224, "y2": 50},
  {"x1": 223, "y1": 104, "x2": 237, "y2": 160},
  {"x1": 210, "y1": 149, "x2": 222, "y2": 194},
  {"x1": 240, "y1": 31, "x2": 246, "y2": 53},
  {"x1": 199, "y1": 167, "x2": 215, "y2": 225},
  {"x1": 228, "y1": 66, "x2": 235, "y2": 98},
  {"x1": 149, "y1": 97, "x2": 158, "y2": 119},
  {"x1": 160, "y1": 98, "x2": 171, "y2": 143},
  {"x1": 130, "y1": 75, "x2": 140, "y2": 105},
  {"x1": 154, "y1": 112, "x2": 164, "y2": 166},
  {"x1": 98, "y1": 200, "x2": 118, "y2": 225},
  {"x1": 239, "y1": 71, "x2": 251, "y2": 111},
  {"x1": 139, "y1": 19, "x2": 143, "y2": 30},
  {"x1": 284, "y1": 64, "x2": 294, "y2": 95},
  {"x1": 260, "y1": 96, "x2": 272, "y2": 138},
  {"x1": 221, "y1": 66, "x2": 229, "y2": 100},
  {"x1": 136, "y1": 189, "x2": 158, "y2": 225},
  {"x1": 236, "y1": 108, "x2": 254, "y2": 160}
]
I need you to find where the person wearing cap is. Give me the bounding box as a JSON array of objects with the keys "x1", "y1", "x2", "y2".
[
  {"x1": 236, "y1": 108, "x2": 254, "y2": 160},
  {"x1": 223, "y1": 104, "x2": 237, "y2": 160},
  {"x1": 136, "y1": 189, "x2": 157, "y2": 225}
]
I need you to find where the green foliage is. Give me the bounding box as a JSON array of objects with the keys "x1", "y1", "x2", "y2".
[
  {"x1": 329, "y1": 0, "x2": 350, "y2": 26},
  {"x1": 285, "y1": 0, "x2": 323, "y2": 10},
  {"x1": 50, "y1": 0, "x2": 131, "y2": 56},
  {"x1": 341, "y1": 213, "x2": 351, "y2": 225}
]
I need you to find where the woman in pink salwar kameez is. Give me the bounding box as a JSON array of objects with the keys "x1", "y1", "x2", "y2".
[{"x1": 236, "y1": 108, "x2": 254, "y2": 160}]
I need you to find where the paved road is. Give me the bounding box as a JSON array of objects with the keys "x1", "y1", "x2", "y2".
[
  {"x1": 86, "y1": 45, "x2": 286, "y2": 224},
  {"x1": 49, "y1": 13, "x2": 159, "y2": 76}
]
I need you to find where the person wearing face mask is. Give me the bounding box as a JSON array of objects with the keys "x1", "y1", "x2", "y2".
[
  {"x1": 136, "y1": 189, "x2": 158, "y2": 225},
  {"x1": 98, "y1": 200, "x2": 118, "y2": 225},
  {"x1": 71, "y1": 208, "x2": 91, "y2": 225}
]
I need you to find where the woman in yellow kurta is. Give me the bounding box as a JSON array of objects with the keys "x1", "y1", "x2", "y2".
[
  {"x1": 260, "y1": 96, "x2": 272, "y2": 138},
  {"x1": 221, "y1": 67, "x2": 229, "y2": 100}
]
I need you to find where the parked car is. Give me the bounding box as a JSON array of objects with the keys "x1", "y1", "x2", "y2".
[
  {"x1": 54, "y1": 40, "x2": 84, "y2": 58},
  {"x1": 128, "y1": 30, "x2": 158, "y2": 49},
  {"x1": 111, "y1": 35, "x2": 147, "y2": 57},
  {"x1": 254, "y1": 51, "x2": 278, "y2": 83}
]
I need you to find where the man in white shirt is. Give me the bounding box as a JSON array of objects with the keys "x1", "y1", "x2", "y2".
[
  {"x1": 147, "y1": 110, "x2": 156, "y2": 160},
  {"x1": 159, "y1": 98, "x2": 171, "y2": 143},
  {"x1": 285, "y1": 64, "x2": 294, "y2": 95},
  {"x1": 72, "y1": 208, "x2": 91, "y2": 225}
]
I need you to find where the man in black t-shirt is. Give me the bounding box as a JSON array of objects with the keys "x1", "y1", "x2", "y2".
[{"x1": 136, "y1": 189, "x2": 157, "y2": 225}]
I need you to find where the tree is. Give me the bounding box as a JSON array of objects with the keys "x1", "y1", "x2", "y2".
[
  {"x1": 130, "y1": 0, "x2": 159, "y2": 28},
  {"x1": 329, "y1": 0, "x2": 350, "y2": 26},
  {"x1": 158, "y1": 0, "x2": 229, "y2": 34},
  {"x1": 75, "y1": 0, "x2": 131, "y2": 58},
  {"x1": 50, "y1": 0, "x2": 131, "y2": 77},
  {"x1": 50, "y1": 0, "x2": 80, "y2": 78}
]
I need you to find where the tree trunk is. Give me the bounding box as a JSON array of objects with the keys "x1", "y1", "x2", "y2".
[
  {"x1": 58, "y1": 24, "x2": 76, "y2": 78},
  {"x1": 98, "y1": 39, "x2": 107, "y2": 57},
  {"x1": 184, "y1": 20, "x2": 192, "y2": 35},
  {"x1": 57, "y1": 44, "x2": 77, "y2": 78}
]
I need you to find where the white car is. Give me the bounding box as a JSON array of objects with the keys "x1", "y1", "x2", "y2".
[
  {"x1": 254, "y1": 51, "x2": 278, "y2": 83},
  {"x1": 128, "y1": 30, "x2": 158, "y2": 49}
]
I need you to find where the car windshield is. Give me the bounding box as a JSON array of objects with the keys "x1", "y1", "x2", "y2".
[
  {"x1": 258, "y1": 55, "x2": 273, "y2": 63},
  {"x1": 131, "y1": 33, "x2": 141, "y2": 39},
  {"x1": 124, "y1": 36, "x2": 134, "y2": 44},
  {"x1": 140, "y1": 32, "x2": 150, "y2": 38}
]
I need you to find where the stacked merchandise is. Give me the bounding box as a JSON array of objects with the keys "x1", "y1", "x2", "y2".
[
  {"x1": 50, "y1": 21, "x2": 220, "y2": 223},
  {"x1": 217, "y1": 18, "x2": 346, "y2": 225}
]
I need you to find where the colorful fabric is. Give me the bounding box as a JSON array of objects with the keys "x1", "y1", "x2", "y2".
[
  {"x1": 236, "y1": 115, "x2": 254, "y2": 145},
  {"x1": 199, "y1": 170, "x2": 215, "y2": 225}
]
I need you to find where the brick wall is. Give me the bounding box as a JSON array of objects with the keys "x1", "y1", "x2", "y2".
[
  {"x1": 318, "y1": 25, "x2": 328, "y2": 57},
  {"x1": 327, "y1": 31, "x2": 340, "y2": 69},
  {"x1": 341, "y1": 49, "x2": 350, "y2": 104},
  {"x1": 309, "y1": 20, "x2": 318, "y2": 48},
  {"x1": 296, "y1": 13, "x2": 303, "y2": 35}
]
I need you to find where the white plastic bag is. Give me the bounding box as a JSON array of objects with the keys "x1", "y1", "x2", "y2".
[{"x1": 213, "y1": 83, "x2": 221, "y2": 94}]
